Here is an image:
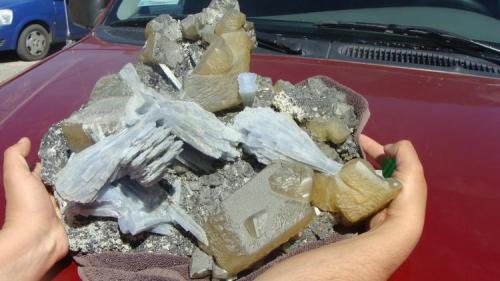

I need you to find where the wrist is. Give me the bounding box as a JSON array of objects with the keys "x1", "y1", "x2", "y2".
[{"x1": 0, "y1": 222, "x2": 68, "y2": 280}]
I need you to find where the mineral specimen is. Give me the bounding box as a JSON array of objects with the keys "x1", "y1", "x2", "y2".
[
  {"x1": 38, "y1": 1, "x2": 371, "y2": 278},
  {"x1": 252, "y1": 75, "x2": 275, "y2": 107},
  {"x1": 64, "y1": 178, "x2": 208, "y2": 245},
  {"x1": 238, "y1": 72, "x2": 258, "y2": 106},
  {"x1": 61, "y1": 96, "x2": 130, "y2": 152},
  {"x1": 311, "y1": 159, "x2": 402, "y2": 224},
  {"x1": 139, "y1": 15, "x2": 184, "y2": 68},
  {"x1": 306, "y1": 117, "x2": 351, "y2": 145},
  {"x1": 190, "y1": 247, "x2": 214, "y2": 278},
  {"x1": 268, "y1": 162, "x2": 313, "y2": 203},
  {"x1": 55, "y1": 122, "x2": 183, "y2": 203},
  {"x1": 233, "y1": 107, "x2": 343, "y2": 174},
  {"x1": 214, "y1": 10, "x2": 246, "y2": 35},
  {"x1": 272, "y1": 76, "x2": 358, "y2": 128},
  {"x1": 203, "y1": 161, "x2": 313, "y2": 275},
  {"x1": 179, "y1": 0, "x2": 242, "y2": 43},
  {"x1": 120, "y1": 63, "x2": 242, "y2": 160},
  {"x1": 311, "y1": 173, "x2": 337, "y2": 212},
  {"x1": 88, "y1": 73, "x2": 133, "y2": 103},
  {"x1": 39, "y1": 122, "x2": 71, "y2": 186},
  {"x1": 182, "y1": 29, "x2": 253, "y2": 112}
]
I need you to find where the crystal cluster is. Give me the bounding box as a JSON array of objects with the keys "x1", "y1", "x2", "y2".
[
  {"x1": 37, "y1": 0, "x2": 402, "y2": 279},
  {"x1": 311, "y1": 159, "x2": 402, "y2": 224}
]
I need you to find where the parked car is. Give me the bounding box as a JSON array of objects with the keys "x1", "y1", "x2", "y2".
[
  {"x1": 1, "y1": 0, "x2": 500, "y2": 280},
  {"x1": 0, "y1": 0, "x2": 88, "y2": 61}
]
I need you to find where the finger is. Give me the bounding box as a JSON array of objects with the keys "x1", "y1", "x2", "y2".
[
  {"x1": 384, "y1": 140, "x2": 423, "y2": 175},
  {"x1": 50, "y1": 195, "x2": 62, "y2": 219},
  {"x1": 359, "y1": 134, "x2": 386, "y2": 165},
  {"x1": 3, "y1": 138, "x2": 32, "y2": 185},
  {"x1": 32, "y1": 162, "x2": 42, "y2": 179}
]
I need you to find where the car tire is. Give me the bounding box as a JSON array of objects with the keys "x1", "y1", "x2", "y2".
[{"x1": 16, "y1": 24, "x2": 51, "y2": 61}]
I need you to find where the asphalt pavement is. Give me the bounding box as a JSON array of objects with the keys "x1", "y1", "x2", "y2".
[
  {"x1": 0, "y1": 44, "x2": 65, "y2": 85},
  {"x1": 0, "y1": 52, "x2": 38, "y2": 85}
]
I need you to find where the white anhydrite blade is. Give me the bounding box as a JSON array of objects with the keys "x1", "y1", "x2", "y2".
[
  {"x1": 160, "y1": 63, "x2": 183, "y2": 90},
  {"x1": 237, "y1": 72, "x2": 257, "y2": 107}
]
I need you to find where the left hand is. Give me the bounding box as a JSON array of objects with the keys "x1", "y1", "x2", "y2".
[{"x1": 1, "y1": 137, "x2": 68, "y2": 281}]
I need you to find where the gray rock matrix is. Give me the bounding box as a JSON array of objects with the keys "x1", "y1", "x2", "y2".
[{"x1": 38, "y1": 0, "x2": 367, "y2": 279}]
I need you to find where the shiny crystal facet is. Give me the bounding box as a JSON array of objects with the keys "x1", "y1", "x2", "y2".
[
  {"x1": 310, "y1": 159, "x2": 402, "y2": 224},
  {"x1": 233, "y1": 107, "x2": 343, "y2": 174},
  {"x1": 55, "y1": 122, "x2": 183, "y2": 203},
  {"x1": 268, "y1": 162, "x2": 314, "y2": 203},
  {"x1": 182, "y1": 30, "x2": 252, "y2": 112},
  {"x1": 306, "y1": 118, "x2": 350, "y2": 145},
  {"x1": 203, "y1": 161, "x2": 313, "y2": 274},
  {"x1": 310, "y1": 173, "x2": 337, "y2": 212}
]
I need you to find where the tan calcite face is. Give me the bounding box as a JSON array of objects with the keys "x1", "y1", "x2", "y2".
[
  {"x1": 182, "y1": 10, "x2": 253, "y2": 112},
  {"x1": 306, "y1": 118, "x2": 350, "y2": 145},
  {"x1": 310, "y1": 173, "x2": 337, "y2": 212},
  {"x1": 193, "y1": 37, "x2": 233, "y2": 75},
  {"x1": 336, "y1": 159, "x2": 402, "y2": 223},
  {"x1": 269, "y1": 162, "x2": 314, "y2": 203},
  {"x1": 61, "y1": 123, "x2": 95, "y2": 153},
  {"x1": 202, "y1": 161, "x2": 313, "y2": 275},
  {"x1": 310, "y1": 159, "x2": 402, "y2": 224},
  {"x1": 214, "y1": 10, "x2": 246, "y2": 35}
]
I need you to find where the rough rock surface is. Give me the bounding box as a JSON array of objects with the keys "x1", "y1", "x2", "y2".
[
  {"x1": 39, "y1": 122, "x2": 71, "y2": 186},
  {"x1": 273, "y1": 77, "x2": 358, "y2": 128}
]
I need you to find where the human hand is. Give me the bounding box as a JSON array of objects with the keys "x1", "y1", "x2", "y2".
[
  {"x1": 0, "y1": 137, "x2": 68, "y2": 281},
  {"x1": 360, "y1": 135, "x2": 427, "y2": 237},
  {"x1": 255, "y1": 136, "x2": 427, "y2": 281}
]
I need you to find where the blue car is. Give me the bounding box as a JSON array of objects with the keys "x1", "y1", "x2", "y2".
[{"x1": 0, "y1": 0, "x2": 88, "y2": 61}]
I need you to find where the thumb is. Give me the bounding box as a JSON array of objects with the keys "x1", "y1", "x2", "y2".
[{"x1": 3, "y1": 137, "x2": 32, "y2": 188}]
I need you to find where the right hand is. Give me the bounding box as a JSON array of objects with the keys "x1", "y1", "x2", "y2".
[{"x1": 359, "y1": 135, "x2": 427, "y2": 236}]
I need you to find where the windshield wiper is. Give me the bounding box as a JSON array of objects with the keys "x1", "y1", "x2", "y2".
[
  {"x1": 315, "y1": 21, "x2": 500, "y2": 65},
  {"x1": 256, "y1": 33, "x2": 303, "y2": 55},
  {"x1": 108, "y1": 17, "x2": 155, "y2": 27}
]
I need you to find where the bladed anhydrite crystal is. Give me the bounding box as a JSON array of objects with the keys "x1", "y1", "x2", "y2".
[
  {"x1": 202, "y1": 161, "x2": 313, "y2": 275},
  {"x1": 55, "y1": 122, "x2": 183, "y2": 203},
  {"x1": 64, "y1": 178, "x2": 208, "y2": 245},
  {"x1": 233, "y1": 107, "x2": 343, "y2": 174},
  {"x1": 238, "y1": 72, "x2": 258, "y2": 106},
  {"x1": 120, "y1": 63, "x2": 241, "y2": 160},
  {"x1": 311, "y1": 159, "x2": 402, "y2": 224},
  {"x1": 306, "y1": 117, "x2": 351, "y2": 145}
]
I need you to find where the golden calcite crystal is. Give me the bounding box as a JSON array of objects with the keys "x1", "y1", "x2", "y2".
[
  {"x1": 203, "y1": 161, "x2": 313, "y2": 275},
  {"x1": 61, "y1": 123, "x2": 94, "y2": 153},
  {"x1": 306, "y1": 118, "x2": 350, "y2": 145},
  {"x1": 214, "y1": 10, "x2": 246, "y2": 36},
  {"x1": 183, "y1": 30, "x2": 252, "y2": 112},
  {"x1": 193, "y1": 37, "x2": 233, "y2": 75},
  {"x1": 268, "y1": 162, "x2": 314, "y2": 203},
  {"x1": 336, "y1": 159, "x2": 401, "y2": 223},
  {"x1": 310, "y1": 159, "x2": 402, "y2": 224},
  {"x1": 310, "y1": 173, "x2": 337, "y2": 212}
]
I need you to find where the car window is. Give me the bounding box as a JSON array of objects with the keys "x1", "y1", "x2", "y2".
[{"x1": 105, "y1": 0, "x2": 500, "y2": 44}]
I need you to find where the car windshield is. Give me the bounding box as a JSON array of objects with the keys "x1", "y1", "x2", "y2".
[{"x1": 104, "y1": 0, "x2": 500, "y2": 44}]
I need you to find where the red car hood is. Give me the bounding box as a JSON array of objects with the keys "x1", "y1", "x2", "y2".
[{"x1": 1, "y1": 35, "x2": 500, "y2": 281}]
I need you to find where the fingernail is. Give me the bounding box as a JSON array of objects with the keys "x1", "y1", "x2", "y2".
[{"x1": 18, "y1": 137, "x2": 28, "y2": 144}]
